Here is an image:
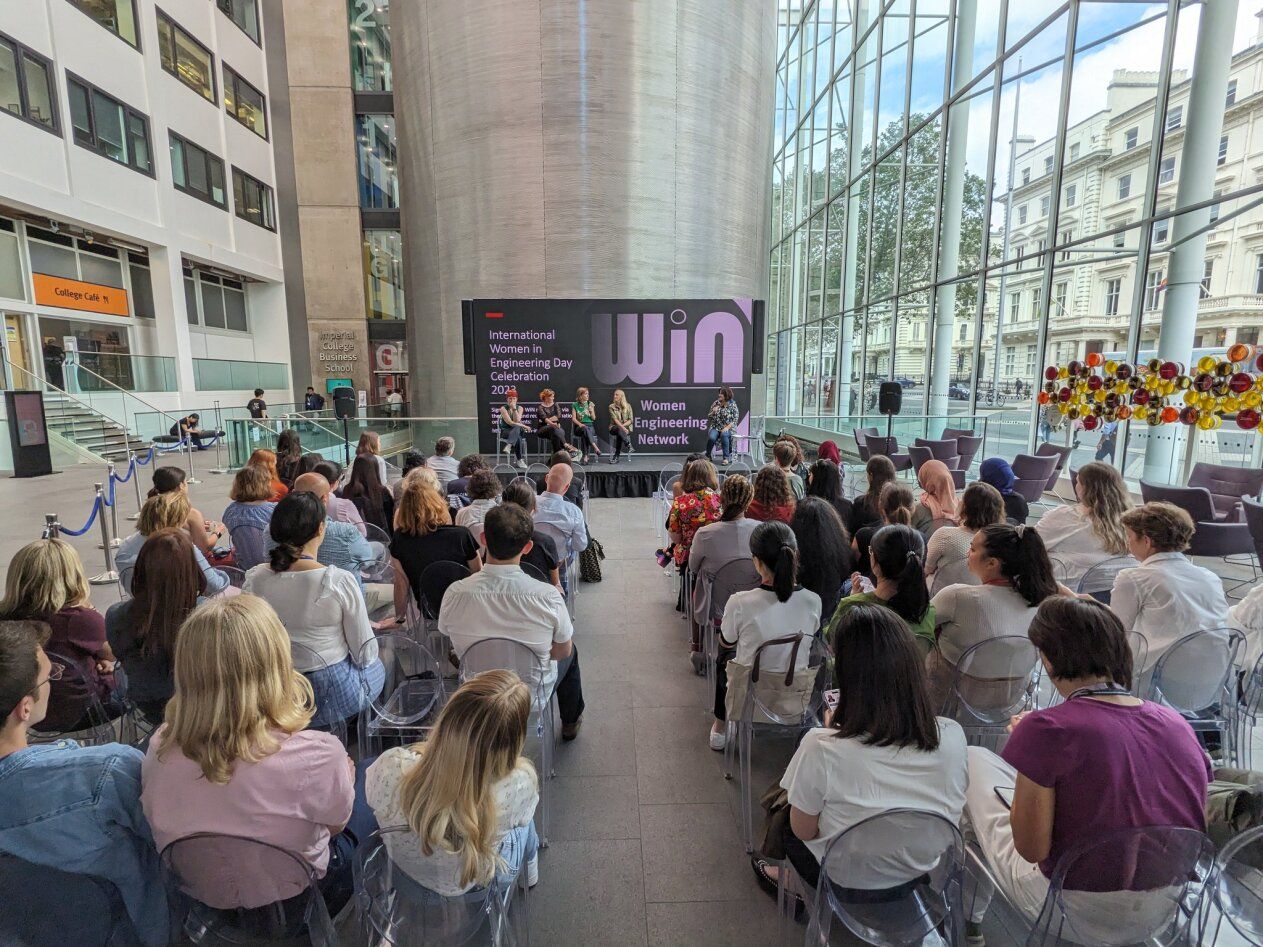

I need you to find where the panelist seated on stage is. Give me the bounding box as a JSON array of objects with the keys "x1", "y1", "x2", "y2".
[
  {"x1": 703, "y1": 386, "x2": 739, "y2": 466},
  {"x1": 533, "y1": 389, "x2": 580, "y2": 459}
]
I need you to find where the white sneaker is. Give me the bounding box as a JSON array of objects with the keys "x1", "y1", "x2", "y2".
[
  {"x1": 526, "y1": 854, "x2": 539, "y2": 888},
  {"x1": 502, "y1": 444, "x2": 512, "y2": 454},
  {"x1": 709, "y1": 727, "x2": 727, "y2": 751},
  {"x1": 514, "y1": 459, "x2": 527, "y2": 469}
]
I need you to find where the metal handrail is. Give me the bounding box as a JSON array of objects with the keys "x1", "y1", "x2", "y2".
[
  {"x1": 69, "y1": 356, "x2": 180, "y2": 433},
  {"x1": 5, "y1": 358, "x2": 133, "y2": 432}
]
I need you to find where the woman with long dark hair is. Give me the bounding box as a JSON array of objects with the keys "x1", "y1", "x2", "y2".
[
  {"x1": 708, "y1": 521, "x2": 821, "y2": 750},
  {"x1": 340, "y1": 455, "x2": 395, "y2": 536},
  {"x1": 851, "y1": 482, "x2": 918, "y2": 583},
  {"x1": 751, "y1": 603, "x2": 967, "y2": 901},
  {"x1": 275, "y1": 429, "x2": 303, "y2": 487},
  {"x1": 790, "y1": 497, "x2": 853, "y2": 621},
  {"x1": 805, "y1": 458, "x2": 852, "y2": 526},
  {"x1": 105, "y1": 528, "x2": 207, "y2": 723},
  {"x1": 829, "y1": 524, "x2": 935, "y2": 648},
  {"x1": 848, "y1": 455, "x2": 897, "y2": 535}
]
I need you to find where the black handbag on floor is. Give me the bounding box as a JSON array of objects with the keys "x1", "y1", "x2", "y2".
[{"x1": 579, "y1": 537, "x2": 605, "y2": 583}]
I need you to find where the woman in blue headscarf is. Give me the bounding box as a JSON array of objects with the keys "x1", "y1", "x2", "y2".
[{"x1": 979, "y1": 457, "x2": 1029, "y2": 525}]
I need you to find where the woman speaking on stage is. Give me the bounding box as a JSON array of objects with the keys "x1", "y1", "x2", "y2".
[{"x1": 704, "y1": 386, "x2": 738, "y2": 466}]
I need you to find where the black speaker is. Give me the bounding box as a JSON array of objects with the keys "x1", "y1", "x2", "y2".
[
  {"x1": 332, "y1": 386, "x2": 356, "y2": 420},
  {"x1": 751, "y1": 299, "x2": 765, "y2": 374},
  {"x1": 878, "y1": 381, "x2": 903, "y2": 416},
  {"x1": 461, "y1": 299, "x2": 476, "y2": 375}
]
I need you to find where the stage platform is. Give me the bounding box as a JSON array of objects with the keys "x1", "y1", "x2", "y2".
[{"x1": 495, "y1": 452, "x2": 758, "y2": 499}]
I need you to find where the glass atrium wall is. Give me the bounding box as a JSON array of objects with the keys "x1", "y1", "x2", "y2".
[{"x1": 770, "y1": 0, "x2": 1263, "y2": 482}]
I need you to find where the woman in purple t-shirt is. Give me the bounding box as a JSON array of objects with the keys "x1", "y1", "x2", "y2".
[{"x1": 962, "y1": 597, "x2": 1212, "y2": 938}]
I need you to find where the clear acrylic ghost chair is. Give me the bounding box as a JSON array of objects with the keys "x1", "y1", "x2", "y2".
[
  {"x1": 1147, "y1": 628, "x2": 1244, "y2": 758},
  {"x1": 697, "y1": 556, "x2": 762, "y2": 686},
  {"x1": 355, "y1": 635, "x2": 445, "y2": 759},
  {"x1": 947, "y1": 636, "x2": 1042, "y2": 749},
  {"x1": 1075, "y1": 555, "x2": 1139, "y2": 605},
  {"x1": 1200, "y1": 823, "x2": 1263, "y2": 946},
  {"x1": 289, "y1": 640, "x2": 350, "y2": 748},
  {"x1": 354, "y1": 826, "x2": 529, "y2": 947}
]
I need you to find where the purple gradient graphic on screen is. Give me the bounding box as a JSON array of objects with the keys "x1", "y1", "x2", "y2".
[{"x1": 593, "y1": 302, "x2": 749, "y2": 386}]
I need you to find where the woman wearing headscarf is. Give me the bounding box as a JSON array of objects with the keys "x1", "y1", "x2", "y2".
[
  {"x1": 916, "y1": 460, "x2": 958, "y2": 536},
  {"x1": 816, "y1": 440, "x2": 841, "y2": 466},
  {"x1": 979, "y1": 457, "x2": 1029, "y2": 525}
]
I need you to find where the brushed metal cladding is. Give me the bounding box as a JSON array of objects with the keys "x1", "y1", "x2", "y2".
[{"x1": 393, "y1": 0, "x2": 776, "y2": 417}]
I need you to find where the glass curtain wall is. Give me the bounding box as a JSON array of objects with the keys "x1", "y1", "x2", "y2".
[{"x1": 770, "y1": 0, "x2": 1263, "y2": 481}]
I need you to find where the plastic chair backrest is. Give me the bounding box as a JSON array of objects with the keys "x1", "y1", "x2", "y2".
[
  {"x1": 1127, "y1": 631, "x2": 1149, "y2": 685},
  {"x1": 356, "y1": 827, "x2": 508, "y2": 946},
  {"x1": 709, "y1": 557, "x2": 762, "y2": 622},
  {"x1": 508, "y1": 475, "x2": 534, "y2": 494},
  {"x1": 521, "y1": 561, "x2": 549, "y2": 583},
  {"x1": 217, "y1": 564, "x2": 247, "y2": 589},
  {"x1": 535, "y1": 520, "x2": 573, "y2": 562},
  {"x1": 813, "y1": 809, "x2": 965, "y2": 947},
  {"x1": 356, "y1": 634, "x2": 443, "y2": 722},
  {"x1": 744, "y1": 633, "x2": 828, "y2": 725},
  {"x1": 1148, "y1": 627, "x2": 1242, "y2": 713},
  {"x1": 28, "y1": 648, "x2": 113, "y2": 746},
  {"x1": 289, "y1": 640, "x2": 349, "y2": 745},
  {"x1": 118, "y1": 565, "x2": 135, "y2": 598},
  {"x1": 418, "y1": 560, "x2": 471, "y2": 620},
  {"x1": 161, "y1": 833, "x2": 335, "y2": 943},
  {"x1": 952, "y1": 635, "x2": 1041, "y2": 724},
  {"x1": 229, "y1": 523, "x2": 269, "y2": 572},
  {"x1": 1076, "y1": 555, "x2": 1139, "y2": 599},
  {"x1": 459, "y1": 636, "x2": 550, "y2": 706},
  {"x1": 1211, "y1": 824, "x2": 1263, "y2": 945},
  {"x1": 571, "y1": 465, "x2": 587, "y2": 492},
  {"x1": 659, "y1": 462, "x2": 684, "y2": 492},
  {"x1": 362, "y1": 522, "x2": 391, "y2": 545},
  {"x1": 1035, "y1": 825, "x2": 1213, "y2": 947},
  {"x1": 0, "y1": 852, "x2": 141, "y2": 946}
]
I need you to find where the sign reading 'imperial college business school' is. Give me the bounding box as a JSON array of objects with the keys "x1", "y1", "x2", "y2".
[{"x1": 468, "y1": 299, "x2": 754, "y2": 456}]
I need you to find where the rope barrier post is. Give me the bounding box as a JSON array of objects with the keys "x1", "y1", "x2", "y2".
[
  {"x1": 88, "y1": 483, "x2": 119, "y2": 585},
  {"x1": 127, "y1": 448, "x2": 143, "y2": 520},
  {"x1": 42, "y1": 514, "x2": 59, "y2": 540},
  {"x1": 209, "y1": 399, "x2": 230, "y2": 474},
  {"x1": 100, "y1": 462, "x2": 121, "y2": 549},
  {"x1": 185, "y1": 435, "x2": 201, "y2": 485}
]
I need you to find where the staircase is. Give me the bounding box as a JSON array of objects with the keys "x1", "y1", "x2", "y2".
[{"x1": 43, "y1": 393, "x2": 150, "y2": 462}]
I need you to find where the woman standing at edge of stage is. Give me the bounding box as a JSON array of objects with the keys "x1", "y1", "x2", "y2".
[
  {"x1": 609, "y1": 389, "x2": 635, "y2": 464},
  {"x1": 498, "y1": 389, "x2": 529, "y2": 470},
  {"x1": 704, "y1": 386, "x2": 739, "y2": 466}
]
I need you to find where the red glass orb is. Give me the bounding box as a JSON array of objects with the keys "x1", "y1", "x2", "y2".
[
  {"x1": 1044, "y1": 366, "x2": 1059, "y2": 381},
  {"x1": 1058, "y1": 387, "x2": 1072, "y2": 402},
  {"x1": 1179, "y1": 407, "x2": 1200, "y2": 425},
  {"x1": 1239, "y1": 409, "x2": 1261, "y2": 431},
  {"x1": 1037, "y1": 391, "x2": 1051, "y2": 405},
  {"x1": 1116, "y1": 363, "x2": 1134, "y2": 380},
  {"x1": 1160, "y1": 406, "x2": 1179, "y2": 424},
  {"x1": 1068, "y1": 360, "x2": 1081, "y2": 376},
  {"x1": 1117, "y1": 405, "x2": 1133, "y2": 420},
  {"x1": 1194, "y1": 373, "x2": 1215, "y2": 392},
  {"x1": 1230, "y1": 372, "x2": 1252, "y2": 394},
  {"x1": 1159, "y1": 361, "x2": 1179, "y2": 380},
  {"x1": 1086, "y1": 352, "x2": 1103, "y2": 368},
  {"x1": 1087, "y1": 375, "x2": 1103, "y2": 391},
  {"x1": 1132, "y1": 389, "x2": 1150, "y2": 405},
  {"x1": 1228, "y1": 343, "x2": 1250, "y2": 364},
  {"x1": 1082, "y1": 414, "x2": 1098, "y2": 430}
]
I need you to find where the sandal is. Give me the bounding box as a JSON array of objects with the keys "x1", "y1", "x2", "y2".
[{"x1": 751, "y1": 857, "x2": 806, "y2": 918}]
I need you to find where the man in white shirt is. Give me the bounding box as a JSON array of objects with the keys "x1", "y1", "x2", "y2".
[
  {"x1": 1111, "y1": 502, "x2": 1229, "y2": 682},
  {"x1": 439, "y1": 504, "x2": 585, "y2": 739},
  {"x1": 427, "y1": 437, "x2": 460, "y2": 488},
  {"x1": 534, "y1": 464, "x2": 589, "y2": 558}
]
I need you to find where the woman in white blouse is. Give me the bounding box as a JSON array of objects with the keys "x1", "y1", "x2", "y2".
[
  {"x1": 925, "y1": 482, "x2": 1005, "y2": 597},
  {"x1": 243, "y1": 491, "x2": 385, "y2": 729},
  {"x1": 927, "y1": 524, "x2": 1062, "y2": 710},
  {"x1": 366, "y1": 669, "x2": 540, "y2": 896},
  {"x1": 1034, "y1": 461, "x2": 1130, "y2": 587},
  {"x1": 1111, "y1": 502, "x2": 1228, "y2": 683},
  {"x1": 454, "y1": 469, "x2": 501, "y2": 546}
]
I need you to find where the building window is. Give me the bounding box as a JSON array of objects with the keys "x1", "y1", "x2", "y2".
[
  {"x1": 1043, "y1": 155, "x2": 1054, "y2": 175},
  {"x1": 169, "y1": 131, "x2": 226, "y2": 208},
  {"x1": 1018, "y1": 204, "x2": 1027, "y2": 225},
  {"x1": 184, "y1": 266, "x2": 248, "y2": 331},
  {"x1": 1226, "y1": 79, "x2": 1238, "y2": 107},
  {"x1": 1069, "y1": 142, "x2": 1080, "y2": 161},
  {"x1": 0, "y1": 33, "x2": 58, "y2": 133},
  {"x1": 1218, "y1": 135, "x2": 1228, "y2": 166},
  {"x1": 1210, "y1": 190, "x2": 1222, "y2": 224},
  {"x1": 223, "y1": 65, "x2": 266, "y2": 138},
  {"x1": 1144, "y1": 269, "x2": 1165, "y2": 311},
  {"x1": 66, "y1": 0, "x2": 139, "y2": 48},
  {"x1": 957, "y1": 322, "x2": 967, "y2": 342},
  {"x1": 231, "y1": 167, "x2": 274, "y2": 229},
  {"x1": 1054, "y1": 281, "x2": 1068, "y2": 318},
  {"x1": 1117, "y1": 174, "x2": 1131, "y2": 200},
  {"x1": 1239, "y1": 328, "x2": 1260, "y2": 345},
  {"x1": 1165, "y1": 105, "x2": 1182, "y2": 132},
  {"x1": 1201, "y1": 260, "x2": 1214, "y2": 299},
  {"x1": 1031, "y1": 287, "x2": 1042, "y2": 319},
  {"x1": 1021, "y1": 167, "x2": 1030, "y2": 186},
  {"x1": 1125, "y1": 127, "x2": 1138, "y2": 150},
  {"x1": 363, "y1": 230, "x2": 405, "y2": 320},
  {"x1": 1158, "y1": 156, "x2": 1175, "y2": 184},
  {"x1": 127, "y1": 252, "x2": 154, "y2": 318},
  {"x1": 1009, "y1": 292, "x2": 1020, "y2": 322},
  {"x1": 348, "y1": 0, "x2": 392, "y2": 92},
  {"x1": 1064, "y1": 184, "x2": 1076, "y2": 208},
  {"x1": 156, "y1": 11, "x2": 215, "y2": 104},
  {"x1": 67, "y1": 74, "x2": 152, "y2": 174},
  {"x1": 1104, "y1": 278, "x2": 1121, "y2": 317},
  {"x1": 1059, "y1": 229, "x2": 1072, "y2": 263},
  {"x1": 356, "y1": 113, "x2": 399, "y2": 209},
  {"x1": 1254, "y1": 255, "x2": 1263, "y2": 295},
  {"x1": 1153, "y1": 218, "x2": 1169, "y2": 245},
  {"x1": 1004, "y1": 346, "x2": 1016, "y2": 375},
  {"x1": 1014, "y1": 244, "x2": 1024, "y2": 263},
  {"x1": 216, "y1": 0, "x2": 260, "y2": 44}
]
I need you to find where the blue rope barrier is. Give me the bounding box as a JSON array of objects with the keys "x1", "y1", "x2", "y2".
[
  {"x1": 134, "y1": 446, "x2": 156, "y2": 466},
  {"x1": 58, "y1": 496, "x2": 102, "y2": 537},
  {"x1": 111, "y1": 457, "x2": 136, "y2": 484},
  {"x1": 155, "y1": 438, "x2": 189, "y2": 454},
  {"x1": 197, "y1": 432, "x2": 221, "y2": 448},
  {"x1": 102, "y1": 477, "x2": 116, "y2": 508}
]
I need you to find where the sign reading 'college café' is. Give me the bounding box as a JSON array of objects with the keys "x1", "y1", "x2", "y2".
[{"x1": 33, "y1": 273, "x2": 130, "y2": 317}]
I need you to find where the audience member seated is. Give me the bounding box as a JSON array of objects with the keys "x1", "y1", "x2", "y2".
[
  {"x1": 439, "y1": 505, "x2": 585, "y2": 740},
  {"x1": 221, "y1": 464, "x2": 279, "y2": 535},
  {"x1": 389, "y1": 479, "x2": 482, "y2": 611},
  {"x1": 501, "y1": 482, "x2": 564, "y2": 591},
  {"x1": 816, "y1": 439, "x2": 842, "y2": 467},
  {"x1": 1111, "y1": 502, "x2": 1229, "y2": 677},
  {"x1": 963, "y1": 598, "x2": 1212, "y2": 934},
  {"x1": 427, "y1": 436, "x2": 460, "y2": 488},
  {"x1": 830, "y1": 524, "x2": 935, "y2": 649},
  {"x1": 455, "y1": 469, "x2": 502, "y2": 545},
  {"x1": 446, "y1": 454, "x2": 491, "y2": 507},
  {"x1": 847, "y1": 455, "x2": 897, "y2": 536},
  {"x1": 293, "y1": 473, "x2": 392, "y2": 614},
  {"x1": 750, "y1": 603, "x2": 967, "y2": 902},
  {"x1": 141, "y1": 596, "x2": 377, "y2": 916},
  {"x1": 542, "y1": 450, "x2": 585, "y2": 507},
  {"x1": 775, "y1": 434, "x2": 809, "y2": 479},
  {"x1": 0, "y1": 620, "x2": 168, "y2": 945},
  {"x1": 116, "y1": 492, "x2": 231, "y2": 597},
  {"x1": 852, "y1": 482, "x2": 923, "y2": 583},
  {"x1": 709, "y1": 521, "x2": 821, "y2": 751},
  {"x1": 300, "y1": 452, "x2": 323, "y2": 477},
  {"x1": 772, "y1": 441, "x2": 806, "y2": 500},
  {"x1": 925, "y1": 482, "x2": 1005, "y2": 596},
  {"x1": 391, "y1": 462, "x2": 442, "y2": 512},
  {"x1": 980, "y1": 457, "x2": 1030, "y2": 525},
  {"x1": 366, "y1": 669, "x2": 540, "y2": 895},
  {"x1": 105, "y1": 529, "x2": 207, "y2": 723},
  {"x1": 314, "y1": 460, "x2": 364, "y2": 526},
  {"x1": 0, "y1": 539, "x2": 128, "y2": 733},
  {"x1": 243, "y1": 492, "x2": 385, "y2": 730},
  {"x1": 357, "y1": 431, "x2": 390, "y2": 488},
  {"x1": 689, "y1": 475, "x2": 758, "y2": 637},
  {"x1": 746, "y1": 466, "x2": 796, "y2": 524},
  {"x1": 666, "y1": 459, "x2": 722, "y2": 583},
  {"x1": 339, "y1": 455, "x2": 395, "y2": 537},
  {"x1": 805, "y1": 457, "x2": 852, "y2": 527},
  {"x1": 393, "y1": 451, "x2": 428, "y2": 503},
  {"x1": 246, "y1": 448, "x2": 289, "y2": 502},
  {"x1": 534, "y1": 464, "x2": 590, "y2": 562},
  {"x1": 916, "y1": 459, "x2": 959, "y2": 535},
  {"x1": 147, "y1": 465, "x2": 224, "y2": 556},
  {"x1": 1035, "y1": 461, "x2": 1130, "y2": 587},
  {"x1": 790, "y1": 497, "x2": 853, "y2": 621},
  {"x1": 275, "y1": 429, "x2": 304, "y2": 487},
  {"x1": 927, "y1": 524, "x2": 1061, "y2": 710},
  {"x1": 1230, "y1": 582, "x2": 1263, "y2": 676}
]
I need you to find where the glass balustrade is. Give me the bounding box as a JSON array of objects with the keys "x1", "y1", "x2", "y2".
[{"x1": 192, "y1": 358, "x2": 290, "y2": 392}]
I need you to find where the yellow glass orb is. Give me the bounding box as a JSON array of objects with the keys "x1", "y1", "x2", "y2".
[
  {"x1": 1133, "y1": 405, "x2": 1149, "y2": 421},
  {"x1": 1105, "y1": 360, "x2": 1119, "y2": 374},
  {"x1": 1094, "y1": 389, "x2": 1108, "y2": 403},
  {"x1": 1160, "y1": 379, "x2": 1176, "y2": 396},
  {"x1": 1058, "y1": 367, "x2": 1069, "y2": 379},
  {"x1": 1183, "y1": 391, "x2": 1199, "y2": 406},
  {"x1": 1144, "y1": 375, "x2": 1159, "y2": 391},
  {"x1": 1198, "y1": 355, "x2": 1218, "y2": 374},
  {"x1": 1243, "y1": 391, "x2": 1262, "y2": 409},
  {"x1": 1224, "y1": 396, "x2": 1241, "y2": 413},
  {"x1": 1057, "y1": 402, "x2": 1069, "y2": 415},
  {"x1": 1197, "y1": 413, "x2": 1216, "y2": 430},
  {"x1": 1116, "y1": 381, "x2": 1130, "y2": 395}
]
